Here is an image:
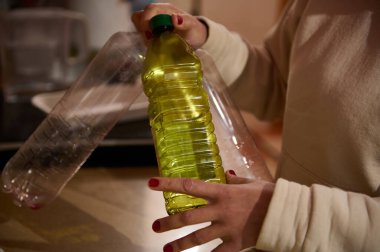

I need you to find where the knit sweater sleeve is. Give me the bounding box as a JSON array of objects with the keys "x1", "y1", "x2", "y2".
[
  {"x1": 199, "y1": 17, "x2": 249, "y2": 86},
  {"x1": 256, "y1": 179, "x2": 380, "y2": 251},
  {"x1": 200, "y1": 0, "x2": 306, "y2": 121},
  {"x1": 199, "y1": 0, "x2": 380, "y2": 251}
]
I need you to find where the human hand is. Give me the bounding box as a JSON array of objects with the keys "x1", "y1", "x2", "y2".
[
  {"x1": 131, "y1": 3, "x2": 208, "y2": 49},
  {"x1": 148, "y1": 171, "x2": 275, "y2": 252}
]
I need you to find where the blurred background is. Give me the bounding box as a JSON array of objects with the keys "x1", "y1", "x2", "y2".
[
  {"x1": 0, "y1": 0, "x2": 284, "y2": 169},
  {"x1": 0, "y1": 0, "x2": 286, "y2": 101},
  {"x1": 0, "y1": 0, "x2": 285, "y2": 53}
]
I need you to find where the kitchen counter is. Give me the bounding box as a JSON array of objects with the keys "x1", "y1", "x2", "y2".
[{"x1": 0, "y1": 167, "x2": 221, "y2": 252}]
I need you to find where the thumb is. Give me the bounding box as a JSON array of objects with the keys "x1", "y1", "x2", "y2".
[{"x1": 225, "y1": 170, "x2": 254, "y2": 185}]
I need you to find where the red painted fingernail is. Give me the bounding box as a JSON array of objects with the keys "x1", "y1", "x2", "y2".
[
  {"x1": 145, "y1": 31, "x2": 152, "y2": 40},
  {"x1": 148, "y1": 178, "x2": 159, "y2": 187},
  {"x1": 163, "y1": 243, "x2": 173, "y2": 252},
  {"x1": 152, "y1": 220, "x2": 160, "y2": 232},
  {"x1": 228, "y1": 170, "x2": 236, "y2": 176},
  {"x1": 177, "y1": 15, "x2": 183, "y2": 25}
]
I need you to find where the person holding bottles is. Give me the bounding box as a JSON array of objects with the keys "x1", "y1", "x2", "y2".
[{"x1": 132, "y1": 1, "x2": 380, "y2": 251}]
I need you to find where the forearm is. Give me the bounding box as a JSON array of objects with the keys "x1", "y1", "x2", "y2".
[{"x1": 257, "y1": 179, "x2": 380, "y2": 251}]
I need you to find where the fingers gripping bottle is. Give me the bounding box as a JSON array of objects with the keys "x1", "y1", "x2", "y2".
[{"x1": 142, "y1": 14, "x2": 226, "y2": 215}]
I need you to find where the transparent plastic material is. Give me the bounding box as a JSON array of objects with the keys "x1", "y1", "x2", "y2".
[
  {"x1": 1, "y1": 32, "x2": 146, "y2": 209},
  {"x1": 1, "y1": 33, "x2": 271, "y2": 210},
  {"x1": 198, "y1": 50, "x2": 272, "y2": 181},
  {"x1": 142, "y1": 21, "x2": 226, "y2": 215}
]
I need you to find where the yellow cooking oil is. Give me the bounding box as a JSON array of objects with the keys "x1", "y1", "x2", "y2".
[{"x1": 142, "y1": 14, "x2": 225, "y2": 215}]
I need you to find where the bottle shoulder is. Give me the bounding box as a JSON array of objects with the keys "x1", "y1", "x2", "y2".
[{"x1": 143, "y1": 32, "x2": 201, "y2": 72}]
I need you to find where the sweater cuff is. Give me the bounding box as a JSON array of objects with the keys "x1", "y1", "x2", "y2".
[
  {"x1": 197, "y1": 17, "x2": 249, "y2": 86},
  {"x1": 256, "y1": 178, "x2": 311, "y2": 251}
]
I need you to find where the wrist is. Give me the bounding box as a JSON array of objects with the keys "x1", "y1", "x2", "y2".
[
  {"x1": 195, "y1": 18, "x2": 209, "y2": 48},
  {"x1": 253, "y1": 182, "x2": 275, "y2": 245},
  {"x1": 198, "y1": 18, "x2": 209, "y2": 43}
]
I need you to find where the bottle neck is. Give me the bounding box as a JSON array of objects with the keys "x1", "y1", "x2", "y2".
[{"x1": 152, "y1": 26, "x2": 174, "y2": 37}]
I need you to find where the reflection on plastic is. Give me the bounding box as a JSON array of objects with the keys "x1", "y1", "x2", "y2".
[
  {"x1": 198, "y1": 50, "x2": 273, "y2": 181},
  {"x1": 1, "y1": 32, "x2": 146, "y2": 209}
]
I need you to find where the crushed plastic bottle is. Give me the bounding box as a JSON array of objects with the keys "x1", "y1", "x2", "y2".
[
  {"x1": 198, "y1": 50, "x2": 272, "y2": 181},
  {"x1": 1, "y1": 32, "x2": 146, "y2": 209}
]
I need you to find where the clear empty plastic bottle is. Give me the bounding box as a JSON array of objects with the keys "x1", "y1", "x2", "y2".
[
  {"x1": 1, "y1": 32, "x2": 146, "y2": 209},
  {"x1": 142, "y1": 14, "x2": 226, "y2": 215},
  {"x1": 197, "y1": 50, "x2": 273, "y2": 182}
]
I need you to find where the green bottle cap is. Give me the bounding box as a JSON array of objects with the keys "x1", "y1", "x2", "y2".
[{"x1": 150, "y1": 14, "x2": 174, "y2": 35}]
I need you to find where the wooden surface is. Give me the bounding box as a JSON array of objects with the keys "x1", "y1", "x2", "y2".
[{"x1": 0, "y1": 167, "x2": 222, "y2": 252}]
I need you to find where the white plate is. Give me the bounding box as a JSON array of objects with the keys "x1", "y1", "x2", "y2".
[{"x1": 31, "y1": 90, "x2": 149, "y2": 122}]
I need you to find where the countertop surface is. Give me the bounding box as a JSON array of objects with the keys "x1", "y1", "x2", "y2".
[{"x1": 0, "y1": 167, "x2": 222, "y2": 252}]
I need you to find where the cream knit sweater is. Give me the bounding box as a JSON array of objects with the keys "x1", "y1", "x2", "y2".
[{"x1": 201, "y1": 0, "x2": 380, "y2": 251}]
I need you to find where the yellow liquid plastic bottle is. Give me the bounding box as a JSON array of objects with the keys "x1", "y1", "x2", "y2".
[{"x1": 142, "y1": 14, "x2": 226, "y2": 215}]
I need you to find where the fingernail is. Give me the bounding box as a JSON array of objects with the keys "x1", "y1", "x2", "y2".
[
  {"x1": 228, "y1": 170, "x2": 236, "y2": 176},
  {"x1": 148, "y1": 178, "x2": 159, "y2": 187},
  {"x1": 177, "y1": 15, "x2": 183, "y2": 25},
  {"x1": 152, "y1": 220, "x2": 160, "y2": 232},
  {"x1": 145, "y1": 30, "x2": 152, "y2": 40},
  {"x1": 163, "y1": 243, "x2": 173, "y2": 252}
]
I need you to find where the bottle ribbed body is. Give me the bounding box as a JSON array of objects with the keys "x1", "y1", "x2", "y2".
[{"x1": 143, "y1": 32, "x2": 225, "y2": 215}]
